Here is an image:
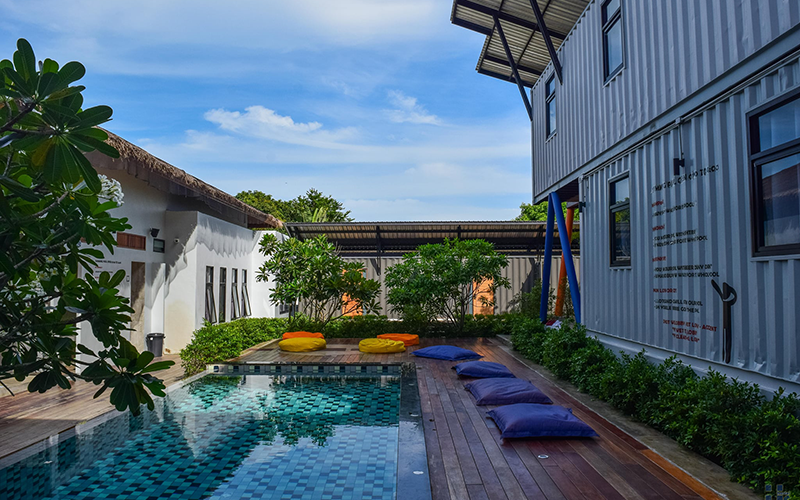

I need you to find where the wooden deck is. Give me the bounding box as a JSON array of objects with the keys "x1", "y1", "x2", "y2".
[
  {"x1": 0, "y1": 355, "x2": 184, "y2": 460},
  {"x1": 235, "y1": 338, "x2": 720, "y2": 500}
]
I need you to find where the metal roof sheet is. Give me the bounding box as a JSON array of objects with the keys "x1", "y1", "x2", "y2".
[
  {"x1": 452, "y1": 0, "x2": 589, "y2": 86},
  {"x1": 285, "y1": 221, "x2": 579, "y2": 257}
]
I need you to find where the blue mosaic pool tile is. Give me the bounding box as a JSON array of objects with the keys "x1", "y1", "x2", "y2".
[{"x1": 0, "y1": 373, "x2": 401, "y2": 500}]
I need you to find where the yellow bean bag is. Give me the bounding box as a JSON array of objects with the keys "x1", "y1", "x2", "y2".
[
  {"x1": 377, "y1": 333, "x2": 419, "y2": 346},
  {"x1": 359, "y1": 338, "x2": 406, "y2": 354},
  {"x1": 282, "y1": 331, "x2": 324, "y2": 340},
  {"x1": 279, "y1": 338, "x2": 327, "y2": 352}
]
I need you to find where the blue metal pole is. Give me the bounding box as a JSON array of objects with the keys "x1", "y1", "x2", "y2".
[
  {"x1": 539, "y1": 197, "x2": 555, "y2": 322},
  {"x1": 551, "y1": 192, "x2": 581, "y2": 323}
]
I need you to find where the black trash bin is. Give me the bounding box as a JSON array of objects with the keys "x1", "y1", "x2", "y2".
[{"x1": 146, "y1": 333, "x2": 165, "y2": 357}]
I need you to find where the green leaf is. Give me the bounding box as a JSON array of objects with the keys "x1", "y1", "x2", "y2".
[
  {"x1": 108, "y1": 269, "x2": 126, "y2": 288},
  {"x1": 0, "y1": 175, "x2": 39, "y2": 202},
  {"x1": 140, "y1": 360, "x2": 175, "y2": 374},
  {"x1": 14, "y1": 38, "x2": 36, "y2": 82},
  {"x1": 57, "y1": 61, "x2": 85, "y2": 86},
  {"x1": 76, "y1": 344, "x2": 95, "y2": 356},
  {"x1": 116, "y1": 358, "x2": 130, "y2": 368},
  {"x1": 75, "y1": 105, "x2": 113, "y2": 129},
  {"x1": 41, "y1": 58, "x2": 58, "y2": 74},
  {"x1": 134, "y1": 351, "x2": 155, "y2": 371},
  {"x1": 3, "y1": 66, "x2": 31, "y2": 94},
  {"x1": 69, "y1": 134, "x2": 119, "y2": 158},
  {"x1": 46, "y1": 85, "x2": 85, "y2": 101},
  {"x1": 37, "y1": 71, "x2": 61, "y2": 98},
  {"x1": 70, "y1": 143, "x2": 101, "y2": 191}
]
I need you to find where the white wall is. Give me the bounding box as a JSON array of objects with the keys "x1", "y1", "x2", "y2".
[{"x1": 78, "y1": 168, "x2": 280, "y2": 359}]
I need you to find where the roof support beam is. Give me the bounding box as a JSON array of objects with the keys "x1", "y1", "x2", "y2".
[
  {"x1": 454, "y1": 0, "x2": 567, "y2": 40},
  {"x1": 477, "y1": 68, "x2": 534, "y2": 87},
  {"x1": 494, "y1": 17, "x2": 533, "y2": 121},
  {"x1": 482, "y1": 54, "x2": 541, "y2": 78},
  {"x1": 527, "y1": 0, "x2": 563, "y2": 83}
]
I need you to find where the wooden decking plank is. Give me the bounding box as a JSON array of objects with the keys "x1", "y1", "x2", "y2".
[
  {"x1": 417, "y1": 362, "x2": 451, "y2": 500},
  {"x1": 538, "y1": 440, "x2": 606, "y2": 500},
  {"x1": 468, "y1": 484, "x2": 491, "y2": 500},
  {"x1": 555, "y1": 442, "x2": 626, "y2": 500},
  {"x1": 427, "y1": 380, "x2": 474, "y2": 496},
  {"x1": 429, "y1": 363, "x2": 483, "y2": 486},
  {"x1": 511, "y1": 440, "x2": 566, "y2": 500}
]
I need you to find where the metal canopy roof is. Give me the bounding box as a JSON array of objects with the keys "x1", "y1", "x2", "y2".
[
  {"x1": 451, "y1": 0, "x2": 589, "y2": 117},
  {"x1": 285, "y1": 221, "x2": 579, "y2": 258}
]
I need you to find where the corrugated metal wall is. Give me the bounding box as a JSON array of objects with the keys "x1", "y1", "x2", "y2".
[
  {"x1": 582, "y1": 56, "x2": 800, "y2": 385},
  {"x1": 344, "y1": 256, "x2": 579, "y2": 318},
  {"x1": 531, "y1": 0, "x2": 800, "y2": 199}
]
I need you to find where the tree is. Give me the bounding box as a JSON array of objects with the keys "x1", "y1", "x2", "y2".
[
  {"x1": 236, "y1": 188, "x2": 352, "y2": 224},
  {"x1": 385, "y1": 239, "x2": 510, "y2": 332},
  {"x1": 516, "y1": 201, "x2": 579, "y2": 221},
  {"x1": 0, "y1": 39, "x2": 173, "y2": 414},
  {"x1": 235, "y1": 190, "x2": 287, "y2": 221},
  {"x1": 256, "y1": 234, "x2": 380, "y2": 324}
]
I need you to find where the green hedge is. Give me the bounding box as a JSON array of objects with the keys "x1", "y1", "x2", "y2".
[
  {"x1": 511, "y1": 322, "x2": 800, "y2": 498},
  {"x1": 180, "y1": 317, "x2": 288, "y2": 376},
  {"x1": 180, "y1": 314, "x2": 520, "y2": 376}
]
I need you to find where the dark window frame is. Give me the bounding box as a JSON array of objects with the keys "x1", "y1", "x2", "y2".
[
  {"x1": 241, "y1": 270, "x2": 251, "y2": 317},
  {"x1": 152, "y1": 238, "x2": 165, "y2": 253},
  {"x1": 218, "y1": 267, "x2": 227, "y2": 323},
  {"x1": 601, "y1": 0, "x2": 624, "y2": 82},
  {"x1": 747, "y1": 86, "x2": 800, "y2": 257},
  {"x1": 545, "y1": 74, "x2": 557, "y2": 138},
  {"x1": 231, "y1": 268, "x2": 240, "y2": 320},
  {"x1": 204, "y1": 266, "x2": 217, "y2": 324},
  {"x1": 609, "y1": 173, "x2": 631, "y2": 267}
]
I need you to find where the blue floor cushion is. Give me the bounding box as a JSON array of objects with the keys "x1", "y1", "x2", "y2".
[
  {"x1": 454, "y1": 361, "x2": 515, "y2": 378},
  {"x1": 412, "y1": 345, "x2": 482, "y2": 361},
  {"x1": 465, "y1": 378, "x2": 552, "y2": 405},
  {"x1": 488, "y1": 404, "x2": 598, "y2": 439}
]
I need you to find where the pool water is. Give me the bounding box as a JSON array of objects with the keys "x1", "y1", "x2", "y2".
[{"x1": 0, "y1": 374, "x2": 403, "y2": 500}]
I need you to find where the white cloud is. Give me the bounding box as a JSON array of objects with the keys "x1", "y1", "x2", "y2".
[
  {"x1": 203, "y1": 106, "x2": 359, "y2": 148},
  {"x1": 384, "y1": 90, "x2": 441, "y2": 125}
]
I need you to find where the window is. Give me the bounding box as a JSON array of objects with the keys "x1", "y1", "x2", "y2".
[
  {"x1": 610, "y1": 175, "x2": 631, "y2": 266},
  {"x1": 204, "y1": 266, "x2": 217, "y2": 323},
  {"x1": 218, "y1": 268, "x2": 227, "y2": 323},
  {"x1": 748, "y1": 89, "x2": 800, "y2": 256},
  {"x1": 152, "y1": 238, "x2": 165, "y2": 253},
  {"x1": 601, "y1": 0, "x2": 624, "y2": 81},
  {"x1": 231, "y1": 269, "x2": 240, "y2": 320},
  {"x1": 241, "y1": 270, "x2": 251, "y2": 317},
  {"x1": 545, "y1": 75, "x2": 557, "y2": 137},
  {"x1": 117, "y1": 232, "x2": 146, "y2": 250}
]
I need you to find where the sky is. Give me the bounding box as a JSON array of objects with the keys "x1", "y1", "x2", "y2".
[{"x1": 0, "y1": 0, "x2": 533, "y2": 221}]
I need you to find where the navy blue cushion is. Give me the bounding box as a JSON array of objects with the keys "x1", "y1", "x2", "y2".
[
  {"x1": 488, "y1": 404, "x2": 598, "y2": 439},
  {"x1": 455, "y1": 361, "x2": 515, "y2": 378},
  {"x1": 412, "y1": 345, "x2": 482, "y2": 361},
  {"x1": 465, "y1": 378, "x2": 551, "y2": 405}
]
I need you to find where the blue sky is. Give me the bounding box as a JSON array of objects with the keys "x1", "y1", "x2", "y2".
[{"x1": 1, "y1": 0, "x2": 532, "y2": 220}]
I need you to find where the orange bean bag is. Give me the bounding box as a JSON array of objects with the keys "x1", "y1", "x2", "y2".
[
  {"x1": 282, "y1": 331, "x2": 324, "y2": 340},
  {"x1": 377, "y1": 333, "x2": 419, "y2": 346}
]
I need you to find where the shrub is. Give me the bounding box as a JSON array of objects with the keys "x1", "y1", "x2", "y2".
[
  {"x1": 385, "y1": 238, "x2": 510, "y2": 331},
  {"x1": 511, "y1": 322, "x2": 800, "y2": 498},
  {"x1": 180, "y1": 317, "x2": 287, "y2": 375}
]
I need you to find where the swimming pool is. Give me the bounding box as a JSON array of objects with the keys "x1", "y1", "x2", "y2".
[{"x1": 0, "y1": 366, "x2": 430, "y2": 500}]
